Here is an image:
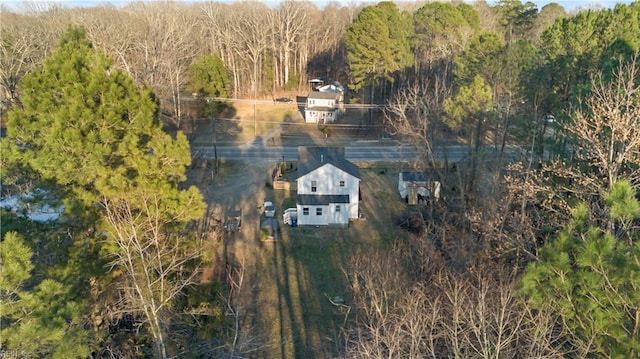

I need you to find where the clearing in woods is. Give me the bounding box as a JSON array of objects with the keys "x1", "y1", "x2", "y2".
[
  {"x1": 186, "y1": 158, "x2": 409, "y2": 358},
  {"x1": 182, "y1": 96, "x2": 407, "y2": 357}
]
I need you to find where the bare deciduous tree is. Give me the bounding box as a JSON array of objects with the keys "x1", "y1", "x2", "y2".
[
  {"x1": 200, "y1": 2, "x2": 241, "y2": 97},
  {"x1": 103, "y1": 191, "x2": 204, "y2": 359},
  {"x1": 219, "y1": 257, "x2": 264, "y2": 357},
  {"x1": 566, "y1": 55, "x2": 640, "y2": 192},
  {"x1": 79, "y1": 6, "x2": 138, "y2": 76},
  {"x1": 0, "y1": 10, "x2": 65, "y2": 106},
  {"x1": 383, "y1": 76, "x2": 451, "y2": 170},
  {"x1": 343, "y1": 239, "x2": 563, "y2": 358},
  {"x1": 268, "y1": 1, "x2": 309, "y2": 89},
  {"x1": 231, "y1": 2, "x2": 270, "y2": 97},
  {"x1": 120, "y1": 2, "x2": 198, "y2": 127},
  {"x1": 344, "y1": 247, "x2": 409, "y2": 358}
]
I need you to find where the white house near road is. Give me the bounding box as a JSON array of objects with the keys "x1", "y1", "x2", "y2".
[
  {"x1": 304, "y1": 82, "x2": 345, "y2": 124},
  {"x1": 304, "y1": 91, "x2": 341, "y2": 124},
  {"x1": 296, "y1": 147, "x2": 360, "y2": 226}
]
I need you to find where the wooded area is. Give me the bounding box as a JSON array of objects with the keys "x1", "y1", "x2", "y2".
[{"x1": 2, "y1": 0, "x2": 640, "y2": 358}]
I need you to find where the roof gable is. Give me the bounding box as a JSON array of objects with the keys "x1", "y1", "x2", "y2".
[{"x1": 297, "y1": 147, "x2": 360, "y2": 179}]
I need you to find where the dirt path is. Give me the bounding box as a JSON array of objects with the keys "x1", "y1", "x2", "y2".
[
  {"x1": 185, "y1": 103, "x2": 407, "y2": 357},
  {"x1": 189, "y1": 158, "x2": 271, "y2": 282},
  {"x1": 189, "y1": 158, "x2": 335, "y2": 358}
]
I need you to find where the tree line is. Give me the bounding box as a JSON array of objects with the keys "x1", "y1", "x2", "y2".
[
  {"x1": 0, "y1": 0, "x2": 570, "y2": 124},
  {"x1": 349, "y1": 1, "x2": 640, "y2": 358},
  {"x1": 2, "y1": 0, "x2": 640, "y2": 357},
  {"x1": 1, "y1": 0, "x2": 356, "y2": 124}
]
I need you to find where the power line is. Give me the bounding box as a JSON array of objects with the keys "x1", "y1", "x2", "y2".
[
  {"x1": 183, "y1": 96, "x2": 386, "y2": 109},
  {"x1": 190, "y1": 117, "x2": 383, "y2": 127}
]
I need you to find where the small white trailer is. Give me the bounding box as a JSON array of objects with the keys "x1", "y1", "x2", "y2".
[{"x1": 282, "y1": 208, "x2": 298, "y2": 226}]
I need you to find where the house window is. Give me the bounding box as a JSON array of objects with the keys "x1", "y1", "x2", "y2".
[
  {"x1": 336, "y1": 205, "x2": 341, "y2": 213},
  {"x1": 316, "y1": 208, "x2": 323, "y2": 216},
  {"x1": 339, "y1": 180, "x2": 345, "y2": 187},
  {"x1": 311, "y1": 181, "x2": 317, "y2": 192},
  {"x1": 303, "y1": 207, "x2": 309, "y2": 216}
]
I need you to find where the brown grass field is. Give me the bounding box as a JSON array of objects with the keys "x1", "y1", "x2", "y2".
[
  {"x1": 187, "y1": 158, "x2": 412, "y2": 358},
  {"x1": 184, "y1": 99, "x2": 384, "y2": 147},
  {"x1": 182, "y1": 95, "x2": 414, "y2": 357}
]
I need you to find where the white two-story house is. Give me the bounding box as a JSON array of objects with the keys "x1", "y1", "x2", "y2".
[
  {"x1": 296, "y1": 147, "x2": 360, "y2": 226},
  {"x1": 304, "y1": 88, "x2": 344, "y2": 124}
]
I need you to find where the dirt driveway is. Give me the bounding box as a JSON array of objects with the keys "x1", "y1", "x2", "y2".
[
  {"x1": 186, "y1": 158, "x2": 273, "y2": 280},
  {"x1": 186, "y1": 156, "x2": 408, "y2": 358},
  {"x1": 183, "y1": 98, "x2": 409, "y2": 357}
]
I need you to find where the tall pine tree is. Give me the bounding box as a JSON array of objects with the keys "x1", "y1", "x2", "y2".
[
  {"x1": 4, "y1": 26, "x2": 205, "y2": 358},
  {"x1": 345, "y1": 1, "x2": 413, "y2": 102},
  {"x1": 520, "y1": 180, "x2": 640, "y2": 357},
  {"x1": 0, "y1": 232, "x2": 92, "y2": 358}
]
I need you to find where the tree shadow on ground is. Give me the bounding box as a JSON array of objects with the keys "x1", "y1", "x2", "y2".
[{"x1": 181, "y1": 99, "x2": 242, "y2": 145}]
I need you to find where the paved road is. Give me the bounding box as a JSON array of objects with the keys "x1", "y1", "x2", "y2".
[{"x1": 191, "y1": 143, "x2": 485, "y2": 163}]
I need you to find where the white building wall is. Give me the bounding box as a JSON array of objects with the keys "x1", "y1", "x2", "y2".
[
  {"x1": 307, "y1": 98, "x2": 335, "y2": 108},
  {"x1": 295, "y1": 203, "x2": 349, "y2": 225},
  {"x1": 296, "y1": 204, "x2": 330, "y2": 226},
  {"x1": 304, "y1": 110, "x2": 335, "y2": 123},
  {"x1": 305, "y1": 110, "x2": 320, "y2": 123},
  {"x1": 304, "y1": 108, "x2": 338, "y2": 123},
  {"x1": 297, "y1": 164, "x2": 360, "y2": 219},
  {"x1": 325, "y1": 111, "x2": 337, "y2": 123},
  {"x1": 306, "y1": 94, "x2": 340, "y2": 124},
  {"x1": 329, "y1": 203, "x2": 349, "y2": 224}
]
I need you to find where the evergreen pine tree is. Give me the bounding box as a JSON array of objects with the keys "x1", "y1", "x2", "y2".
[
  {"x1": 1, "y1": 232, "x2": 92, "y2": 358},
  {"x1": 4, "y1": 26, "x2": 205, "y2": 358},
  {"x1": 521, "y1": 180, "x2": 640, "y2": 357}
]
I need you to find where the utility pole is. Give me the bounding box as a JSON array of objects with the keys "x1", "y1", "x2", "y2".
[
  {"x1": 254, "y1": 86, "x2": 257, "y2": 137},
  {"x1": 207, "y1": 99, "x2": 218, "y2": 173}
]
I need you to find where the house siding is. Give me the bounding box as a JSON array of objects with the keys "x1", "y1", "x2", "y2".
[
  {"x1": 296, "y1": 203, "x2": 349, "y2": 226},
  {"x1": 297, "y1": 204, "x2": 326, "y2": 226},
  {"x1": 305, "y1": 92, "x2": 341, "y2": 124},
  {"x1": 297, "y1": 163, "x2": 359, "y2": 222},
  {"x1": 329, "y1": 203, "x2": 349, "y2": 224},
  {"x1": 304, "y1": 109, "x2": 336, "y2": 123}
]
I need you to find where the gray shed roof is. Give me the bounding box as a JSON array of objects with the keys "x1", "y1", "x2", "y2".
[
  {"x1": 297, "y1": 194, "x2": 350, "y2": 205},
  {"x1": 400, "y1": 171, "x2": 440, "y2": 182},
  {"x1": 297, "y1": 147, "x2": 360, "y2": 179}
]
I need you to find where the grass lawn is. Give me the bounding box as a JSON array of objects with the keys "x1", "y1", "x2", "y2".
[
  {"x1": 190, "y1": 155, "x2": 411, "y2": 357},
  {"x1": 216, "y1": 103, "x2": 300, "y2": 144},
  {"x1": 249, "y1": 166, "x2": 407, "y2": 358}
]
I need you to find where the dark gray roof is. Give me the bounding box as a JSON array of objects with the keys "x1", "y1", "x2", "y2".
[
  {"x1": 307, "y1": 91, "x2": 340, "y2": 100},
  {"x1": 305, "y1": 106, "x2": 335, "y2": 112},
  {"x1": 401, "y1": 171, "x2": 440, "y2": 182},
  {"x1": 297, "y1": 194, "x2": 350, "y2": 205},
  {"x1": 297, "y1": 147, "x2": 360, "y2": 179}
]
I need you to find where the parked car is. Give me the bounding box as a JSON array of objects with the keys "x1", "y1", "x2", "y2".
[
  {"x1": 263, "y1": 201, "x2": 276, "y2": 217},
  {"x1": 274, "y1": 97, "x2": 293, "y2": 104}
]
